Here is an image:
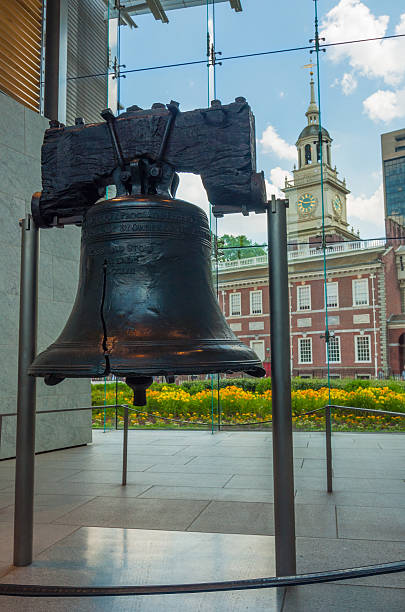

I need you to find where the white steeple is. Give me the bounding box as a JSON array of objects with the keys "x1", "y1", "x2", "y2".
[
  {"x1": 282, "y1": 72, "x2": 358, "y2": 243},
  {"x1": 305, "y1": 74, "x2": 319, "y2": 126}
]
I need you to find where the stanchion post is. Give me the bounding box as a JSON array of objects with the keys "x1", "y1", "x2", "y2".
[
  {"x1": 13, "y1": 214, "x2": 39, "y2": 566},
  {"x1": 267, "y1": 196, "x2": 296, "y2": 576},
  {"x1": 122, "y1": 405, "x2": 129, "y2": 485},
  {"x1": 325, "y1": 405, "x2": 333, "y2": 493}
]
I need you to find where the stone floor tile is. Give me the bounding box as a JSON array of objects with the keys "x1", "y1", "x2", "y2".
[
  {"x1": 31, "y1": 482, "x2": 152, "y2": 498},
  {"x1": 53, "y1": 497, "x2": 210, "y2": 531},
  {"x1": 177, "y1": 446, "x2": 275, "y2": 458},
  {"x1": 283, "y1": 583, "x2": 405, "y2": 611},
  {"x1": 296, "y1": 536, "x2": 405, "y2": 589},
  {"x1": 188, "y1": 501, "x2": 336, "y2": 538},
  {"x1": 0, "y1": 523, "x2": 79, "y2": 564},
  {"x1": 0, "y1": 591, "x2": 284, "y2": 611},
  {"x1": 224, "y1": 474, "x2": 273, "y2": 489},
  {"x1": 296, "y1": 475, "x2": 405, "y2": 493},
  {"x1": 138, "y1": 485, "x2": 275, "y2": 503},
  {"x1": 337, "y1": 506, "x2": 405, "y2": 541},
  {"x1": 0, "y1": 494, "x2": 95, "y2": 524},
  {"x1": 187, "y1": 500, "x2": 275, "y2": 535},
  {"x1": 0, "y1": 493, "x2": 14, "y2": 510},
  {"x1": 295, "y1": 504, "x2": 337, "y2": 538},
  {"x1": 62, "y1": 469, "x2": 233, "y2": 487},
  {"x1": 303, "y1": 490, "x2": 405, "y2": 508}
]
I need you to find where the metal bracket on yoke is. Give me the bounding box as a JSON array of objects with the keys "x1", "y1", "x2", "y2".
[{"x1": 102, "y1": 101, "x2": 180, "y2": 199}]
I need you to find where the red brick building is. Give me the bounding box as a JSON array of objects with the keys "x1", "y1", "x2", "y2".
[
  {"x1": 217, "y1": 78, "x2": 405, "y2": 379},
  {"x1": 217, "y1": 241, "x2": 404, "y2": 379}
]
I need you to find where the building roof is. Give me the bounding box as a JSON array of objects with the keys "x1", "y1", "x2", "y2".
[
  {"x1": 298, "y1": 124, "x2": 331, "y2": 141},
  {"x1": 388, "y1": 314, "x2": 405, "y2": 324},
  {"x1": 106, "y1": 0, "x2": 241, "y2": 26}
]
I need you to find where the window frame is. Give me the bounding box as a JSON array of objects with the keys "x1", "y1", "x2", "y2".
[
  {"x1": 297, "y1": 285, "x2": 311, "y2": 311},
  {"x1": 249, "y1": 290, "x2": 263, "y2": 315},
  {"x1": 352, "y1": 278, "x2": 369, "y2": 307},
  {"x1": 250, "y1": 339, "x2": 265, "y2": 362},
  {"x1": 326, "y1": 335, "x2": 341, "y2": 364},
  {"x1": 298, "y1": 337, "x2": 313, "y2": 364},
  {"x1": 326, "y1": 282, "x2": 339, "y2": 309},
  {"x1": 355, "y1": 335, "x2": 372, "y2": 363},
  {"x1": 229, "y1": 292, "x2": 242, "y2": 317}
]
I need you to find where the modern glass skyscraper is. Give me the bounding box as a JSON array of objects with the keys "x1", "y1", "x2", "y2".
[{"x1": 381, "y1": 129, "x2": 405, "y2": 244}]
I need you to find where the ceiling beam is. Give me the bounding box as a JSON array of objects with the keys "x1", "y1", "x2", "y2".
[
  {"x1": 103, "y1": 1, "x2": 138, "y2": 27},
  {"x1": 229, "y1": 0, "x2": 242, "y2": 11},
  {"x1": 146, "y1": 0, "x2": 168, "y2": 23}
]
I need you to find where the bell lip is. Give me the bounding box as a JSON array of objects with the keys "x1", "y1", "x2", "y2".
[{"x1": 29, "y1": 364, "x2": 266, "y2": 379}]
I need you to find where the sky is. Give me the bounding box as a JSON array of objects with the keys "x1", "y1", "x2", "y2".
[{"x1": 117, "y1": 0, "x2": 405, "y2": 243}]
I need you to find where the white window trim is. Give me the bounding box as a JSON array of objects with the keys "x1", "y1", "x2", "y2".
[
  {"x1": 355, "y1": 334, "x2": 372, "y2": 363},
  {"x1": 249, "y1": 290, "x2": 263, "y2": 315},
  {"x1": 298, "y1": 337, "x2": 313, "y2": 364},
  {"x1": 297, "y1": 285, "x2": 311, "y2": 311},
  {"x1": 250, "y1": 339, "x2": 265, "y2": 362},
  {"x1": 326, "y1": 336, "x2": 341, "y2": 364},
  {"x1": 326, "y1": 281, "x2": 339, "y2": 309},
  {"x1": 352, "y1": 278, "x2": 369, "y2": 307},
  {"x1": 229, "y1": 292, "x2": 241, "y2": 317}
]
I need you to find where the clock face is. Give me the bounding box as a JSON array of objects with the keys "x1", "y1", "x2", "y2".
[
  {"x1": 332, "y1": 195, "x2": 343, "y2": 216},
  {"x1": 297, "y1": 193, "x2": 317, "y2": 215}
]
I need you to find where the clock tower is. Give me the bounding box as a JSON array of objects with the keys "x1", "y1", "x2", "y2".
[{"x1": 283, "y1": 75, "x2": 358, "y2": 244}]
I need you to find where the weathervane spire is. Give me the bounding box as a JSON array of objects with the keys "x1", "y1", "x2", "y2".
[{"x1": 306, "y1": 69, "x2": 319, "y2": 126}]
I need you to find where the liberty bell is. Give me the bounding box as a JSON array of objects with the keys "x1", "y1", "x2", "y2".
[{"x1": 29, "y1": 103, "x2": 265, "y2": 404}]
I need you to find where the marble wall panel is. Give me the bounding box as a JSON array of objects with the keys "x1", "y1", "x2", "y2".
[{"x1": 0, "y1": 95, "x2": 91, "y2": 460}]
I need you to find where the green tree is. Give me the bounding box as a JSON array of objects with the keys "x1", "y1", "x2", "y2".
[{"x1": 216, "y1": 234, "x2": 266, "y2": 261}]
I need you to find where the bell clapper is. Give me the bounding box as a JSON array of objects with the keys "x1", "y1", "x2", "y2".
[{"x1": 126, "y1": 376, "x2": 154, "y2": 407}]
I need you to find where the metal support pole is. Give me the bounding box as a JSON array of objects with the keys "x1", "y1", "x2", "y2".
[
  {"x1": 122, "y1": 405, "x2": 129, "y2": 485},
  {"x1": 13, "y1": 215, "x2": 39, "y2": 567},
  {"x1": 216, "y1": 373, "x2": 221, "y2": 431},
  {"x1": 325, "y1": 405, "x2": 333, "y2": 493},
  {"x1": 44, "y1": 0, "x2": 68, "y2": 123},
  {"x1": 267, "y1": 196, "x2": 296, "y2": 576}
]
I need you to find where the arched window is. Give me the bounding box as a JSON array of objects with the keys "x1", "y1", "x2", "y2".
[
  {"x1": 316, "y1": 142, "x2": 321, "y2": 162},
  {"x1": 305, "y1": 144, "x2": 312, "y2": 164},
  {"x1": 327, "y1": 145, "x2": 331, "y2": 166}
]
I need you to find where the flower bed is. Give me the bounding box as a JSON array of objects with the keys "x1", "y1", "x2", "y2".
[{"x1": 92, "y1": 384, "x2": 405, "y2": 431}]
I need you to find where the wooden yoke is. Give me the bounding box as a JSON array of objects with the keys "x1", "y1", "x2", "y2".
[{"x1": 33, "y1": 97, "x2": 266, "y2": 227}]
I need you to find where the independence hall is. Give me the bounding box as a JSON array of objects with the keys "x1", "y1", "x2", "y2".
[{"x1": 217, "y1": 78, "x2": 405, "y2": 379}]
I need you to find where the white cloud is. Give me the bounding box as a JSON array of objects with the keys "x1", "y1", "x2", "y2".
[
  {"x1": 176, "y1": 169, "x2": 294, "y2": 244},
  {"x1": 260, "y1": 125, "x2": 296, "y2": 162},
  {"x1": 321, "y1": 2, "x2": 405, "y2": 86},
  {"x1": 176, "y1": 173, "x2": 210, "y2": 216},
  {"x1": 265, "y1": 167, "x2": 293, "y2": 199},
  {"x1": 347, "y1": 184, "x2": 385, "y2": 238},
  {"x1": 341, "y1": 72, "x2": 358, "y2": 95},
  {"x1": 363, "y1": 87, "x2": 405, "y2": 122}
]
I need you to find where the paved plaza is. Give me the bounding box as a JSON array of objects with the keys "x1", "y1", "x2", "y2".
[{"x1": 0, "y1": 429, "x2": 404, "y2": 610}]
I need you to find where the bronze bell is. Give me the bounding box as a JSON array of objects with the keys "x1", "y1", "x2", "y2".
[{"x1": 29, "y1": 194, "x2": 265, "y2": 403}]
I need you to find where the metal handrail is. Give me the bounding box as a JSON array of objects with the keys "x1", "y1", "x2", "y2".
[
  {"x1": 0, "y1": 559, "x2": 404, "y2": 597},
  {"x1": 320, "y1": 404, "x2": 405, "y2": 493},
  {"x1": 326, "y1": 404, "x2": 405, "y2": 418},
  {"x1": 0, "y1": 405, "x2": 128, "y2": 448}
]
